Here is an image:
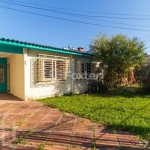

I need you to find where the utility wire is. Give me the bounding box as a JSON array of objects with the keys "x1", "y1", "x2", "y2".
[
  {"x1": 1, "y1": 0, "x2": 150, "y2": 20},
  {"x1": 141, "y1": 33, "x2": 150, "y2": 39},
  {"x1": 144, "y1": 39, "x2": 150, "y2": 42},
  {"x1": 1, "y1": 0, "x2": 150, "y2": 28},
  {"x1": 4, "y1": 0, "x2": 150, "y2": 17},
  {"x1": 0, "y1": 5, "x2": 150, "y2": 32}
]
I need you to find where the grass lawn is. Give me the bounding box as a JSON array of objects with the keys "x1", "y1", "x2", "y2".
[{"x1": 38, "y1": 91, "x2": 150, "y2": 140}]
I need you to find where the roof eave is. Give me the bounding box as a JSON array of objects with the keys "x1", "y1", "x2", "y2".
[{"x1": 0, "y1": 40, "x2": 93, "y2": 57}]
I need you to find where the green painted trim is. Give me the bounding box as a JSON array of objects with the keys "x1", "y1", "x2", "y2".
[
  {"x1": 0, "y1": 38, "x2": 93, "y2": 57},
  {"x1": 0, "y1": 44, "x2": 23, "y2": 54},
  {"x1": 0, "y1": 58, "x2": 7, "y2": 92}
]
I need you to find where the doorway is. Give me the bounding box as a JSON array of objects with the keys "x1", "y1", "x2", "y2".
[{"x1": 0, "y1": 58, "x2": 7, "y2": 92}]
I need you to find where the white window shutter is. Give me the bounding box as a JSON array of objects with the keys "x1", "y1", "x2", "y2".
[
  {"x1": 63, "y1": 60, "x2": 69, "y2": 80},
  {"x1": 37, "y1": 58, "x2": 44, "y2": 82},
  {"x1": 44, "y1": 59, "x2": 53, "y2": 81},
  {"x1": 76, "y1": 60, "x2": 81, "y2": 73},
  {"x1": 76, "y1": 60, "x2": 81, "y2": 79},
  {"x1": 37, "y1": 54, "x2": 70, "y2": 82}
]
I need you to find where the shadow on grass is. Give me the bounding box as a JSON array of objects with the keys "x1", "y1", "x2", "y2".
[
  {"x1": 90, "y1": 99, "x2": 150, "y2": 140},
  {"x1": 83, "y1": 90, "x2": 150, "y2": 98}
]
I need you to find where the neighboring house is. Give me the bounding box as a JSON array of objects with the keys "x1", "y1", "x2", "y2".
[{"x1": 0, "y1": 38, "x2": 102, "y2": 100}]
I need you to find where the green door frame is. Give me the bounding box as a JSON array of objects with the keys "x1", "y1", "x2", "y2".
[{"x1": 0, "y1": 58, "x2": 7, "y2": 92}]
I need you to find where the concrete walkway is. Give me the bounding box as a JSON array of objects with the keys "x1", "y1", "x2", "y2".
[{"x1": 0, "y1": 96, "x2": 149, "y2": 149}]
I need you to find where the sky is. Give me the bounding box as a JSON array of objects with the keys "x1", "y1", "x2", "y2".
[{"x1": 1, "y1": 0, "x2": 150, "y2": 53}]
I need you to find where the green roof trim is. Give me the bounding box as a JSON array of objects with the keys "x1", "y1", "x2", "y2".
[{"x1": 0, "y1": 38, "x2": 92, "y2": 57}]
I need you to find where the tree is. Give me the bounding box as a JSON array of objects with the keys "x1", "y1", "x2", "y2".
[{"x1": 90, "y1": 33, "x2": 145, "y2": 88}]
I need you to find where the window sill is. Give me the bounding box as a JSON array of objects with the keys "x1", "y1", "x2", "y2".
[{"x1": 37, "y1": 80, "x2": 67, "y2": 84}]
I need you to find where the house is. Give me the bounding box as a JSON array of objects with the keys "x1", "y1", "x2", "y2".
[{"x1": 0, "y1": 38, "x2": 102, "y2": 100}]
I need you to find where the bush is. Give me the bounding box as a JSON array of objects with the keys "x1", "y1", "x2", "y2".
[
  {"x1": 87, "y1": 78, "x2": 109, "y2": 94},
  {"x1": 134, "y1": 65, "x2": 150, "y2": 94}
]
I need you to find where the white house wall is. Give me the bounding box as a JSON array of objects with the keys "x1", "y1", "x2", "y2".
[{"x1": 24, "y1": 48, "x2": 89, "y2": 100}]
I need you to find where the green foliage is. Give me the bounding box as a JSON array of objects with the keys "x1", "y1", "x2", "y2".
[
  {"x1": 87, "y1": 78, "x2": 109, "y2": 94},
  {"x1": 90, "y1": 33, "x2": 145, "y2": 88},
  {"x1": 37, "y1": 143, "x2": 46, "y2": 150},
  {"x1": 13, "y1": 130, "x2": 32, "y2": 146},
  {"x1": 38, "y1": 92, "x2": 150, "y2": 140},
  {"x1": 134, "y1": 64, "x2": 150, "y2": 93},
  {"x1": 17, "y1": 118, "x2": 25, "y2": 126}
]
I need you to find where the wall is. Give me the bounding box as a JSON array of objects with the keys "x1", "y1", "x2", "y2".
[
  {"x1": 24, "y1": 48, "x2": 90, "y2": 100},
  {"x1": 8, "y1": 54, "x2": 25, "y2": 99}
]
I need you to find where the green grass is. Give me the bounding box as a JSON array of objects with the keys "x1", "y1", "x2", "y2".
[{"x1": 38, "y1": 91, "x2": 150, "y2": 140}]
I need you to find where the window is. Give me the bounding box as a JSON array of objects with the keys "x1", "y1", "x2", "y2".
[
  {"x1": 75, "y1": 60, "x2": 92, "y2": 79},
  {"x1": 37, "y1": 54, "x2": 69, "y2": 82},
  {"x1": 75, "y1": 59, "x2": 103, "y2": 80},
  {"x1": 0, "y1": 65, "x2": 4, "y2": 83},
  {"x1": 81, "y1": 61, "x2": 92, "y2": 78}
]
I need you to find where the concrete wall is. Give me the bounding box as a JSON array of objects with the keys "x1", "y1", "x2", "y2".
[
  {"x1": 8, "y1": 54, "x2": 25, "y2": 100},
  {"x1": 24, "y1": 48, "x2": 89, "y2": 100}
]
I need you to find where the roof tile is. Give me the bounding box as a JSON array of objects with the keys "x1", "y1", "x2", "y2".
[{"x1": 0, "y1": 38, "x2": 92, "y2": 57}]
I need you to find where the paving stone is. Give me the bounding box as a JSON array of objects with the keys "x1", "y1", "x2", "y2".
[
  {"x1": 36, "y1": 110, "x2": 51, "y2": 116},
  {"x1": 0, "y1": 104, "x2": 17, "y2": 110},
  {"x1": 94, "y1": 124, "x2": 106, "y2": 133},
  {"x1": 9, "y1": 115, "x2": 29, "y2": 122},
  {"x1": 116, "y1": 134, "x2": 141, "y2": 147},
  {"x1": 47, "y1": 131, "x2": 72, "y2": 146},
  {"x1": 98, "y1": 147, "x2": 120, "y2": 150},
  {"x1": 4, "y1": 131, "x2": 29, "y2": 145},
  {"x1": 17, "y1": 122, "x2": 37, "y2": 130},
  {"x1": 7, "y1": 109, "x2": 24, "y2": 115},
  {"x1": 22, "y1": 132, "x2": 49, "y2": 146},
  {"x1": 3, "y1": 115, "x2": 16, "y2": 121},
  {"x1": 95, "y1": 133, "x2": 119, "y2": 147},
  {"x1": 49, "y1": 110, "x2": 63, "y2": 116},
  {"x1": 71, "y1": 131, "x2": 94, "y2": 147},
  {"x1": 26, "y1": 114, "x2": 47, "y2": 123},
  {"x1": 60, "y1": 115, "x2": 76, "y2": 122},
  {"x1": 54, "y1": 120, "x2": 75, "y2": 132},
  {"x1": 38, "y1": 106, "x2": 52, "y2": 111},
  {"x1": 0, "y1": 145, "x2": 14, "y2": 150},
  {"x1": 15, "y1": 146, "x2": 37, "y2": 150},
  {"x1": 19, "y1": 109, "x2": 38, "y2": 115},
  {"x1": 34, "y1": 122, "x2": 56, "y2": 132},
  {"x1": 0, "y1": 110, "x2": 10, "y2": 115},
  {"x1": 28, "y1": 105, "x2": 43, "y2": 109},
  {"x1": 0, "y1": 103, "x2": 11, "y2": 108},
  {"x1": 70, "y1": 145, "x2": 93, "y2": 150},
  {"x1": 0, "y1": 97, "x2": 144, "y2": 149},
  {"x1": 76, "y1": 118, "x2": 93, "y2": 124},
  {"x1": 74, "y1": 118, "x2": 94, "y2": 132},
  {"x1": 44, "y1": 145, "x2": 69, "y2": 150},
  {"x1": 74, "y1": 123, "x2": 93, "y2": 132},
  {"x1": 42, "y1": 114, "x2": 62, "y2": 122}
]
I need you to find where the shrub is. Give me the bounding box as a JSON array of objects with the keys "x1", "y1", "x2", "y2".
[
  {"x1": 87, "y1": 78, "x2": 109, "y2": 94},
  {"x1": 134, "y1": 65, "x2": 150, "y2": 94}
]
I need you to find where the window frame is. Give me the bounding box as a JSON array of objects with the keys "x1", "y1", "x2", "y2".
[
  {"x1": 37, "y1": 54, "x2": 70, "y2": 83},
  {"x1": 0, "y1": 65, "x2": 4, "y2": 83},
  {"x1": 75, "y1": 59, "x2": 93, "y2": 80},
  {"x1": 75, "y1": 59, "x2": 104, "y2": 80}
]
